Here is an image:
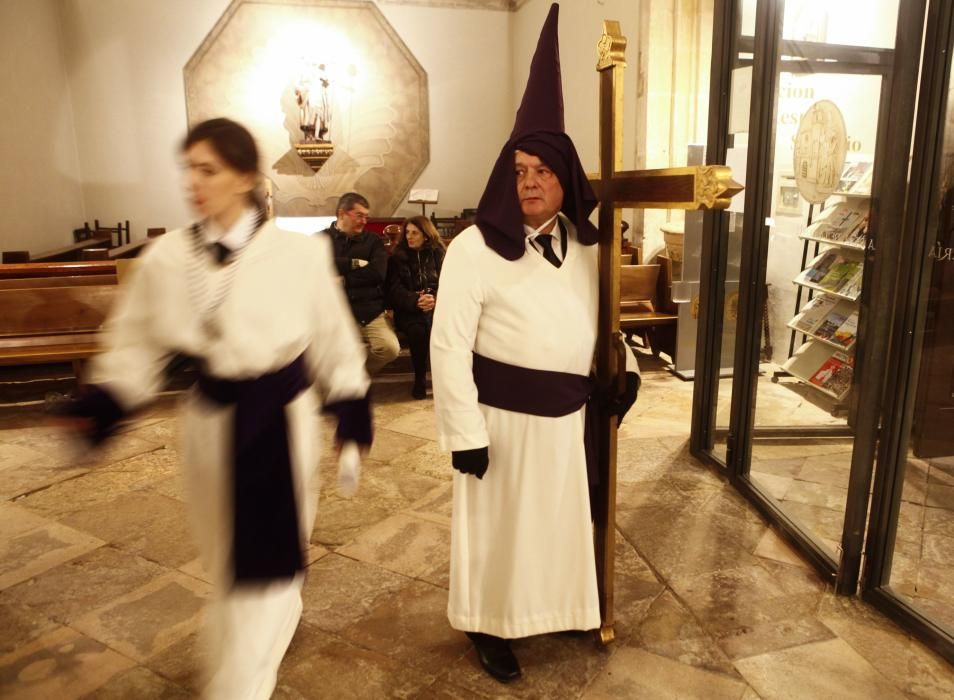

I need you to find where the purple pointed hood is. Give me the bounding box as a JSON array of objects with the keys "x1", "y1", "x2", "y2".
[{"x1": 474, "y1": 3, "x2": 599, "y2": 260}]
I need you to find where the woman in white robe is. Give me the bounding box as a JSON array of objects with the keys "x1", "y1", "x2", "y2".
[{"x1": 65, "y1": 118, "x2": 370, "y2": 699}]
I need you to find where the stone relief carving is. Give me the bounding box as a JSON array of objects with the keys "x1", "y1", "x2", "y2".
[{"x1": 185, "y1": 0, "x2": 429, "y2": 216}]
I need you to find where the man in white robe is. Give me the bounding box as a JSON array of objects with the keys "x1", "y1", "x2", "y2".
[{"x1": 430, "y1": 3, "x2": 639, "y2": 683}]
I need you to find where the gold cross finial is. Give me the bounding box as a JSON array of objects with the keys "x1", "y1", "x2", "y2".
[{"x1": 596, "y1": 20, "x2": 626, "y2": 71}]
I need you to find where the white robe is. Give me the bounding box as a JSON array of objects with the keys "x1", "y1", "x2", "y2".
[
  {"x1": 431, "y1": 216, "x2": 615, "y2": 638},
  {"x1": 88, "y1": 221, "x2": 369, "y2": 699}
]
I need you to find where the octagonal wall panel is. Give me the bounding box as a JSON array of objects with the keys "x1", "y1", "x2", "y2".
[{"x1": 185, "y1": 0, "x2": 429, "y2": 216}]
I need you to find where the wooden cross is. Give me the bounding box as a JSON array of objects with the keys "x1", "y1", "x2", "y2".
[{"x1": 589, "y1": 20, "x2": 742, "y2": 645}]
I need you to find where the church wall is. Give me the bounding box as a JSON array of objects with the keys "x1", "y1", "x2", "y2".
[
  {"x1": 53, "y1": 0, "x2": 511, "y2": 239},
  {"x1": 0, "y1": 0, "x2": 86, "y2": 254}
]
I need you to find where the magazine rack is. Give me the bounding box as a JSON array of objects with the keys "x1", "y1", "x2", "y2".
[{"x1": 778, "y1": 172, "x2": 870, "y2": 404}]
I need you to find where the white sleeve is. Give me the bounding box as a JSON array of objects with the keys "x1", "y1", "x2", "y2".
[
  {"x1": 306, "y1": 236, "x2": 370, "y2": 402},
  {"x1": 86, "y1": 254, "x2": 172, "y2": 410},
  {"x1": 621, "y1": 331, "x2": 641, "y2": 378},
  {"x1": 429, "y1": 238, "x2": 488, "y2": 452}
]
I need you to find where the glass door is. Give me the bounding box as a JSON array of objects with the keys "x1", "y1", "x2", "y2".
[
  {"x1": 863, "y1": 0, "x2": 954, "y2": 662},
  {"x1": 693, "y1": 0, "x2": 924, "y2": 587}
]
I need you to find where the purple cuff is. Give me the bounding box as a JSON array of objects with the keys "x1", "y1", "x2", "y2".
[
  {"x1": 323, "y1": 394, "x2": 373, "y2": 446},
  {"x1": 60, "y1": 385, "x2": 127, "y2": 445}
]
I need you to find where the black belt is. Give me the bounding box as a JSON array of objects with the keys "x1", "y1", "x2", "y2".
[
  {"x1": 472, "y1": 352, "x2": 600, "y2": 484},
  {"x1": 198, "y1": 354, "x2": 310, "y2": 584}
]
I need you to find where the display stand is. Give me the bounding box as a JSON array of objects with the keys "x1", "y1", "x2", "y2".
[{"x1": 773, "y1": 183, "x2": 869, "y2": 411}]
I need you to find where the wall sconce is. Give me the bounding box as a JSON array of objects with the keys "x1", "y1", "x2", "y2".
[{"x1": 294, "y1": 61, "x2": 335, "y2": 172}]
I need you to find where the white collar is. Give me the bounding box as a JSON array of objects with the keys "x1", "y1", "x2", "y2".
[
  {"x1": 204, "y1": 208, "x2": 258, "y2": 250},
  {"x1": 523, "y1": 213, "x2": 560, "y2": 241}
]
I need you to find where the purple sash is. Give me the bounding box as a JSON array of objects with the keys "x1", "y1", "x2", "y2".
[
  {"x1": 472, "y1": 353, "x2": 600, "y2": 484},
  {"x1": 198, "y1": 354, "x2": 309, "y2": 585}
]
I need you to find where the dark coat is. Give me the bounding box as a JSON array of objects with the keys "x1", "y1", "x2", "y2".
[
  {"x1": 386, "y1": 244, "x2": 444, "y2": 328},
  {"x1": 323, "y1": 223, "x2": 390, "y2": 325}
]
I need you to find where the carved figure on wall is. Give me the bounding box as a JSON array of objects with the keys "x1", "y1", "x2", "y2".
[{"x1": 295, "y1": 62, "x2": 332, "y2": 143}]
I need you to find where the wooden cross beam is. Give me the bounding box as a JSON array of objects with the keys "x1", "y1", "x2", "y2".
[{"x1": 589, "y1": 20, "x2": 742, "y2": 645}]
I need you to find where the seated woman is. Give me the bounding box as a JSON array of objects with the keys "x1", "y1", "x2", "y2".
[{"x1": 386, "y1": 216, "x2": 445, "y2": 398}]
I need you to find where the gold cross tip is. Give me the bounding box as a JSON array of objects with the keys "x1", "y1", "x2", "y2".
[{"x1": 596, "y1": 20, "x2": 627, "y2": 71}]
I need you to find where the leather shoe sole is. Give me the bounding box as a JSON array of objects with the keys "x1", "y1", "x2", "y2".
[{"x1": 466, "y1": 632, "x2": 521, "y2": 683}]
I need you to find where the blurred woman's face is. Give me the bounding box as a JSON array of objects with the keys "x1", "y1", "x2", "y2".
[
  {"x1": 184, "y1": 140, "x2": 254, "y2": 224},
  {"x1": 405, "y1": 224, "x2": 425, "y2": 250}
]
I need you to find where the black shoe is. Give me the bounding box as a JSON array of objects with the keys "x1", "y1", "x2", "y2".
[
  {"x1": 466, "y1": 632, "x2": 521, "y2": 683},
  {"x1": 411, "y1": 380, "x2": 426, "y2": 400}
]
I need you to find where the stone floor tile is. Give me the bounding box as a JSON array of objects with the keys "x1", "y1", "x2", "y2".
[
  {"x1": 337, "y1": 512, "x2": 450, "y2": 587},
  {"x1": 820, "y1": 614, "x2": 954, "y2": 700},
  {"x1": 752, "y1": 530, "x2": 810, "y2": 568},
  {"x1": 5, "y1": 545, "x2": 168, "y2": 625},
  {"x1": 795, "y1": 453, "x2": 852, "y2": 489},
  {"x1": 923, "y1": 506, "x2": 954, "y2": 539},
  {"x1": 782, "y1": 479, "x2": 849, "y2": 511},
  {"x1": 388, "y1": 441, "x2": 453, "y2": 482},
  {"x1": 58, "y1": 491, "x2": 197, "y2": 569},
  {"x1": 0, "y1": 627, "x2": 136, "y2": 700},
  {"x1": 583, "y1": 647, "x2": 749, "y2": 699},
  {"x1": 275, "y1": 622, "x2": 433, "y2": 700},
  {"x1": 381, "y1": 407, "x2": 438, "y2": 441},
  {"x1": 313, "y1": 459, "x2": 441, "y2": 548},
  {"x1": 404, "y1": 482, "x2": 453, "y2": 525},
  {"x1": 71, "y1": 571, "x2": 209, "y2": 663},
  {"x1": 921, "y1": 533, "x2": 954, "y2": 568},
  {"x1": 367, "y1": 428, "x2": 429, "y2": 464},
  {"x1": 0, "y1": 593, "x2": 58, "y2": 656},
  {"x1": 748, "y1": 472, "x2": 793, "y2": 502},
  {"x1": 624, "y1": 590, "x2": 738, "y2": 676},
  {"x1": 0, "y1": 503, "x2": 104, "y2": 591},
  {"x1": 337, "y1": 579, "x2": 469, "y2": 673},
  {"x1": 925, "y1": 483, "x2": 954, "y2": 511},
  {"x1": 80, "y1": 665, "x2": 192, "y2": 699},
  {"x1": 734, "y1": 638, "x2": 908, "y2": 699},
  {"x1": 300, "y1": 553, "x2": 411, "y2": 633},
  {"x1": 142, "y1": 631, "x2": 203, "y2": 695},
  {"x1": 13, "y1": 447, "x2": 178, "y2": 520}
]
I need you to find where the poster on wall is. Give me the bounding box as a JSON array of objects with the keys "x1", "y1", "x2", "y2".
[{"x1": 793, "y1": 99, "x2": 848, "y2": 204}]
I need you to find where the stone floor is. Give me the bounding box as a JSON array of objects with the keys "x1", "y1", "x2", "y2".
[{"x1": 2, "y1": 356, "x2": 954, "y2": 698}]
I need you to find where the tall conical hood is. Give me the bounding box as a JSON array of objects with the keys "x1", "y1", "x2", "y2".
[
  {"x1": 474, "y1": 3, "x2": 599, "y2": 261},
  {"x1": 511, "y1": 2, "x2": 564, "y2": 139}
]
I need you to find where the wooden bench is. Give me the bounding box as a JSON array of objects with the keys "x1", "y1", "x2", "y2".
[
  {"x1": 30, "y1": 236, "x2": 113, "y2": 262},
  {"x1": 0, "y1": 286, "x2": 117, "y2": 374},
  {"x1": 620, "y1": 255, "x2": 678, "y2": 359},
  {"x1": 0, "y1": 261, "x2": 117, "y2": 281}
]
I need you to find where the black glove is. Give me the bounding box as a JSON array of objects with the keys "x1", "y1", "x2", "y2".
[
  {"x1": 56, "y1": 385, "x2": 126, "y2": 446},
  {"x1": 452, "y1": 447, "x2": 489, "y2": 479},
  {"x1": 605, "y1": 372, "x2": 640, "y2": 425}
]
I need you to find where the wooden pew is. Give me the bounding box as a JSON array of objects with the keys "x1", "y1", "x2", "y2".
[
  {"x1": 0, "y1": 274, "x2": 117, "y2": 290},
  {"x1": 0, "y1": 261, "x2": 117, "y2": 280},
  {"x1": 30, "y1": 236, "x2": 112, "y2": 262},
  {"x1": 0, "y1": 286, "x2": 117, "y2": 375},
  {"x1": 619, "y1": 255, "x2": 678, "y2": 359}
]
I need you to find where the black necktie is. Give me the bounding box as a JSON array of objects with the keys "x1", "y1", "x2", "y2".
[
  {"x1": 536, "y1": 233, "x2": 562, "y2": 268},
  {"x1": 209, "y1": 241, "x2": 231, "y2": 265}
]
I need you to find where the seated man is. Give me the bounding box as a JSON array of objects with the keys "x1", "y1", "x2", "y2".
[{"x1": 322, "y1": 192, "x2": 400, "y2": 375}]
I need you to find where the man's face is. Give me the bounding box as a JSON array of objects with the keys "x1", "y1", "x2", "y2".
[
  {"x1": 337, "y1": 203, "x2": 370, "y2": 234},
  {"x1": 515, "y1": 150, "x2": 564, "y2": 229}
]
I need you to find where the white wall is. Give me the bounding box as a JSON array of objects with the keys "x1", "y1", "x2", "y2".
[
  {"x1": 374, "y1": 3, "x2": 512, "y2": 219},
  {"x1": 0, "y1": 0, "x2": 639, "y2": 250},
  {"x1": 40, "y1": 0, "x2": 512, "y2": 239},
  {"x1": 0, "y1": 0, "x2": 86, "y2": 253}
]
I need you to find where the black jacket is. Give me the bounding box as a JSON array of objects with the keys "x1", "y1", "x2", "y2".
[
  {"x1": 386, "y1": 244, "x2": 444, "y2": 327},
  {"x1": 323, "y1": 223, "x2": 389, "y2": 324}
]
